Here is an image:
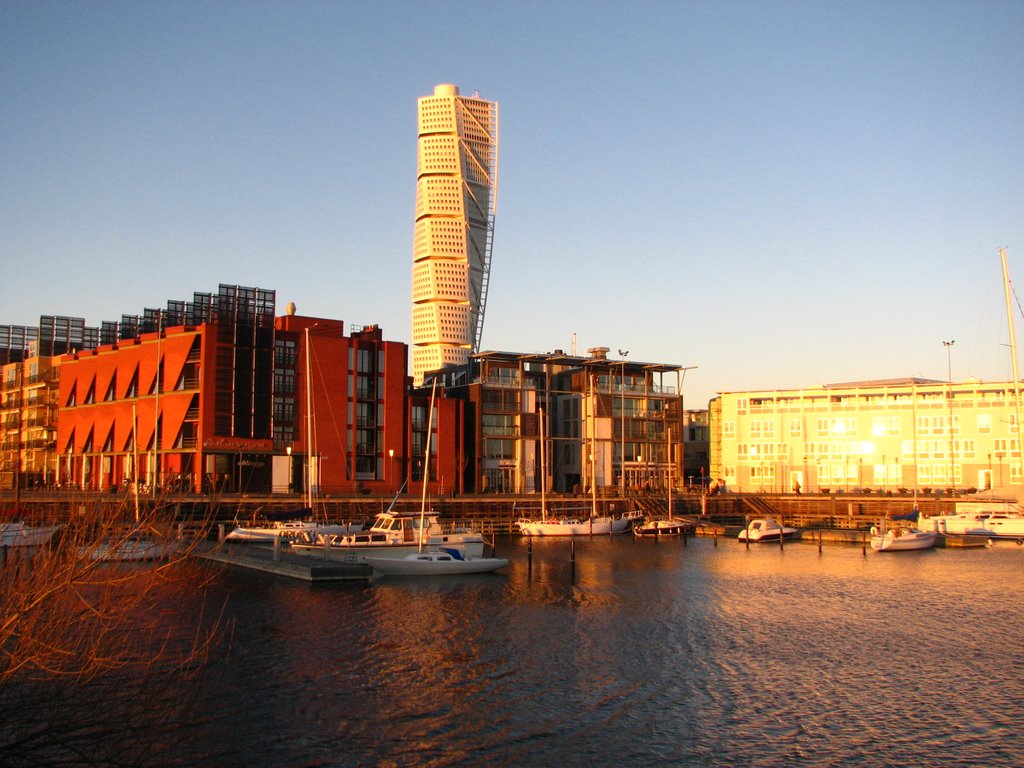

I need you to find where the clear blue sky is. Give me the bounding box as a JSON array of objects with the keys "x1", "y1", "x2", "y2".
[{"x1": 2, "y1": 1, "x2": 1022, "y2": 406}]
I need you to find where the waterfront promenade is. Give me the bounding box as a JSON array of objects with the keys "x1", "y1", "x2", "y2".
[{"x1": 1, "y1": 486, "x2": 993, "y2": 535}]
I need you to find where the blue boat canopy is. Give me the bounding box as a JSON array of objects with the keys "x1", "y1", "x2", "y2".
[{"x1": 890, "y1": 511, "x2": 919, "y2": 522}]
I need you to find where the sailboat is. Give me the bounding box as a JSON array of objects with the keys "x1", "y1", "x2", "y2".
[
  {"x1": 870, "y1": 510, "x2": 936, "y2": 552},
  {"x1": 84, "y1": 403, "x2": 182, "y2": 561},
  {"x1": 634, "y1": 427, "x2": 695, "y2": 537},
  {"x1": 290, "y1": 480, "x2": 487, "y2": 561},
  {"x1": 1, "y1": 521, "x2": 61, "y2": 547},
  {"x1": 517, "y1": 386, "x2": 635, "y2": 536},
  {"x1": 227, "y1": 326, "x2": 359, "y2": 543},
  {"x1": 363, "y1": 380, "x2": 509, "y2": 577}
]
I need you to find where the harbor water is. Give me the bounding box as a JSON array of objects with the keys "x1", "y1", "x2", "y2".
[{"x1": 64, "y1": 536, "x2": 1024, "y2": 766}]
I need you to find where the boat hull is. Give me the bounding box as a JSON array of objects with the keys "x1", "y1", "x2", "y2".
[
  {"x1": 226, "y1": 522, "x2": 359, "y2": 542},
  {"x1": 1, "y1": 522, "x2": 61, "y2": 547},
  {"x1": 921, "y1": 518, "x2": 1024, "y2": 540},
  {"x1": 364, "y1": 552, "x2": 509, "y2": 577},
  {"x1": 737, "y1": 518, "x2": 799, "y2": 542},
  {"x1": 518, "y1": 516, "x2": 633, "y2": 537},
  {"x1": 870, "y1": 529, "x2": 937, "y2": 551},
  {"x1": 86, "y1": 537, "x2": 180, "y2": 561},
  {"x1": 291, "y1": 533, "x2": 486, "y2": 562},
  {"x1": 634, "y1": 520, "x2": 694, "y2": 537}
]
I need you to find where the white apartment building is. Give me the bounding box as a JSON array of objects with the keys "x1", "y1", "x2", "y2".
[
  {"x1": 411, "y1": 84, "x2": 499, "y2": 385},
  {"x1": 711, "y1": 378, "x2": 1024, "y2": 495}
]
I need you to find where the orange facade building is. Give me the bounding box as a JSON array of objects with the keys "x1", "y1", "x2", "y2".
[{"x1": 52, "y1": 298, "x2": 464, "y2": 497}]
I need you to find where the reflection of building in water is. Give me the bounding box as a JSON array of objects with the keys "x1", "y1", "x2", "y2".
[{"x1": 712, "y1": 378, "x2": 1024, "y2": 495}]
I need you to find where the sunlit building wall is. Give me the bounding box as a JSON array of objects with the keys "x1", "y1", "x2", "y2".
[
  {"x1": 1, "y1": 355, "x2": 61, "y2": 490},
  {"x1": 411, "y1": 83, "x2": 499, "y2": 385},
  {"x1": 712, "y1": 378, "x2": 1024, "y2": 495},
  {"x1": 429, "y1": 348, "x2": 687, "y2": 496}
]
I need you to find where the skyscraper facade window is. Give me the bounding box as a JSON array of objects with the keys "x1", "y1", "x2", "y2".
[{"x1": 411, "y1": 84, "x2": 499, "y2": 385}]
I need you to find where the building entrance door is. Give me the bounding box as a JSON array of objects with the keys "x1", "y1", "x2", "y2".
[{"x1": 979, "y1": 468, "x2": 992, "y2": 492}]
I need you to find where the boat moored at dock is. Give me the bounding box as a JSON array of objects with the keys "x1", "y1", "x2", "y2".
[
  {"x1": 737, "y1": 517, "x2": 799, "y2": 543},
  {"x1": 870, "y1": 526, "x2": 937, "y2": 551},
  {"x1": 290, "y1": 509, "x2": 486, "y2": 561}
]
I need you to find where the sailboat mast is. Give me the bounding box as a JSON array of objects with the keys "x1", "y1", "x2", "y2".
[
  {"x1": 418, "y1": 380, "x2": 438, "y2": 552},
  {"x1": 132, "y1": 402, "x2": 140, "y2": 523},
  {"x1": 667, "y1": 427, "x2": 672, "y2": 521},
  {"x1": 152, "y1": 312, "x2": 161, "y2": 498},
  {"x1": 539, "y1": 405, "x2": 547, "y2": 522},
  {"x1": 590, "y1": 374, "x2": 597, "y2": 518},
  {"x1": 1000, "y1": 248, "x2": 1024, "y2": 495},
  {"x1": 304, "y1": 326, "x2": 314, "y2": 510}
]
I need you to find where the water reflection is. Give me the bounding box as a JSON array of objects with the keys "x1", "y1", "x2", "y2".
[{"x1": 58, "y1": 537, "x2": 1024, "y2": 766}]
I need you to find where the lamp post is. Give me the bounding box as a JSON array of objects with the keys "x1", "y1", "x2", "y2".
[
  {"x1": 943, "y1": 339, "x2": 955, "y2": 489},
  {"x1": 618, "y1": 349, "x2": 628, "y2": 496},
  {"x1": 286, "y1": 445, "x2": 292, "y2": 494},
  {"x1": 388, "y1": 448, "x2": 395, "y2": 490}
]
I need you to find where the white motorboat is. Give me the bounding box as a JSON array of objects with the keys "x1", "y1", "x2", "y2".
[
  {"x1": 289, "y1": 509, "x2": 486, "y2": 560},
  {"x1": 870, "y1": 526, "x2": 937, "y2": 552},
  {"x1": 920, "y1": 508, "x2": 1024, "y2": 539},
  {"x1": 364, "y1": 548, "x2": 509, "y2": 577},
  {"x1": 737, "y1": 517, "x2": 799, "y2": 543},
  {"x1": 978, "y1": 513, "x2": 1024, "y2": 539},
  {"x1": 1, "y1": 521, "x2": 61, "y2": 547}
]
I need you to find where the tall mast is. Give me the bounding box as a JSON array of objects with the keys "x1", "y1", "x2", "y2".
[
  {"x1": 304, "y1": 326, "x2": 314, "y2": 509},
  {"x1": 152, "y1": 312, "x2": 161, "y2": 497},
  {"x1": 539, "y1": 406, "x2": 547, "y2": 522},
  {"x1": 132, "y1": 403, "x2": 140, "y2": 523},
  {"x1": 1000, "y1": 248, "x2": 1024, "y2": 497},
  {"x1": 667, "y1": 427, "x2": 673, "y2": 521},
  {"x1": 590, "y1": 373, "x2": 597, "y2": 518},
  {"x1": 418, "y1": 380, "x2": 438, "y2": 553}
]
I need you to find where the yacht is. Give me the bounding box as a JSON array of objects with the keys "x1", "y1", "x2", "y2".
[
  {"x1": 290, "y1": 509, "x2": 486, "y2": 561},
  {"x1": 737, "y1": 517, "x2": 799, "y2": 543}
]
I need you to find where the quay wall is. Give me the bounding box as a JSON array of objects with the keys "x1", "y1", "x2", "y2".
[{"x1": 1, "y1": 489, "x2": 981, "y2": 536}]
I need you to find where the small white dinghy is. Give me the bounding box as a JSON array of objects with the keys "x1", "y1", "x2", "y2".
[{"x1": 363, "y1": 548, "x2": 509, "y2": 577}]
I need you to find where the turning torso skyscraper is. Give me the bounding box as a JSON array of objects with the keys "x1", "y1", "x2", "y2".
[{"x1": 411, "y1": 83, "x2": 499, "y2": 385}]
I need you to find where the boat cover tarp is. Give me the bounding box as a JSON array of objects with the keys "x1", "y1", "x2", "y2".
[{"x1": 890, "y1": 511, "x2": 919, "y2": 522}]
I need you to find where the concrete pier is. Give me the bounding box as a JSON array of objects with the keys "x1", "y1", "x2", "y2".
[{"x1": 197, "y1": 542, "x2": 372, "y2": 582}]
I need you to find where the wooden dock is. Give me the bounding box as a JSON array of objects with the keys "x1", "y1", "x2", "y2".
[{"x1": 197, "y1": 541, "x2": 372, "y2": 582}]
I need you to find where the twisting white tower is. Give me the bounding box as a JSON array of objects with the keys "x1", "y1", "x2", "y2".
[{"x1": 411, "y1": 83, "x2": 499, "y2": 385}]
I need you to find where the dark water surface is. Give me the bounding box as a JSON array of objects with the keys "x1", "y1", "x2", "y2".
[{"x1": 177, "y1": 537, "x2": 1023, "y2": 767}]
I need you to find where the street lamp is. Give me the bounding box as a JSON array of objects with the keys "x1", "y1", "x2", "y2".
[
  {"x1": 388, "y1": 448, "x2": 395, "y2": 489},
  {"x1": 943, "y1": 339, "x2": 955, "y2": 489},
  {"x1": 286, "y1": 445, "x2": 292, "y2": 493}
]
